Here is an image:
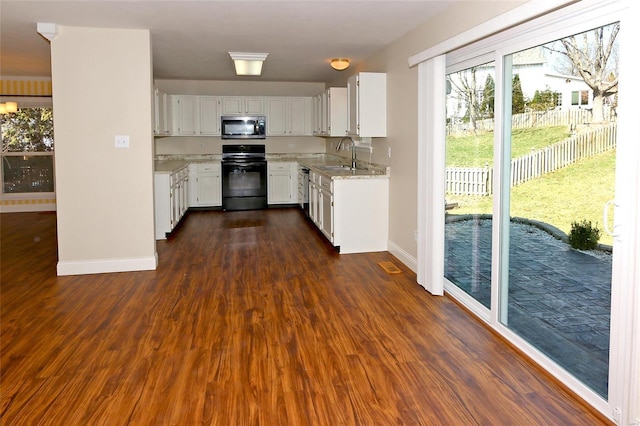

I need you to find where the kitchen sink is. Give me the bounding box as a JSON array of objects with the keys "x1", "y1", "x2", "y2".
[
  {"x1": 317, "y1": 165, "x2": 354, "y2": 171},
  {"x1": 315, "y1": 164, "x2": 383, "y2": 175}
]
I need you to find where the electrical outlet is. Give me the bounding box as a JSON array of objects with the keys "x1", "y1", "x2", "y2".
[
  {"x1": 115, "y1": 135, "x2": 130, "y2": 148},
  {"x1": 414, "y1": 230, "x2": 418, "y2": 241},
  {"x1": 387, "y1": 147, "x2": 392, "y2": 158}
]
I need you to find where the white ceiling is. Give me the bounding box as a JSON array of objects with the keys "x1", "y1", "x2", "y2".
[{"x1": 0, "y1": 0, "x2": 455, "y2": 82}]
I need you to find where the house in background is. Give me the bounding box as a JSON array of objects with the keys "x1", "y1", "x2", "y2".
[
  {"x1": 511, "y1": 47, "x2": 594, "y2": 112},
  {"x1": 445, "y1": 46, "x2": 594, "y2": 125}
]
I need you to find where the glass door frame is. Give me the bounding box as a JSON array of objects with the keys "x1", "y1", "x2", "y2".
[{"x1": 415, "y1": 0, "x2": 640, "y2": 422}]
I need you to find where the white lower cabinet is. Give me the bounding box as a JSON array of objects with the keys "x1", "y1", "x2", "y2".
[
  {"x1": 309, "y1": 171, "x2": 320, "y2": 226},
  {"x1": 309, "y1": 171, "x2": 389, "y2": 253},
  {"x1": 268, "y1": 162, "x2": 298, "y2": 204},
  {"x1": 155, "y1": 165, "x2": 189, "y2": 240},
  {"x1": 319, "y1": 177, "x2": 333, "y2": 241},
  {"x1": 189, "y1": 162, "x2": 221, "y2": 207},
  {"x1": 297, "y1": 166, "x2": 308, "y2": 209}
]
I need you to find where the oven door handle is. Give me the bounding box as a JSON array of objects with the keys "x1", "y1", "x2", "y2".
[{"x1": 223, "y1": 161, "x2": 265, "y2": 168}]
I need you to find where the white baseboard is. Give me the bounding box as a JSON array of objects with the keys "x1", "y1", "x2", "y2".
[
  {"x1": 387, "y1": 240, "x2": 417, "y2": 274},
  {"x1": 57, "y1": 253, "x2": 158, "y2": 276}
]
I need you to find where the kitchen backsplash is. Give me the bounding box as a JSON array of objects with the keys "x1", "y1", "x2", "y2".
[{"x1": 154, "y1": 135, "x2": 326, "y2": 155}]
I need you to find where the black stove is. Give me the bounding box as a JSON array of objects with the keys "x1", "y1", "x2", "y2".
[{"x1": 221, "y1": 145, "x2": 267, "y2": 211}]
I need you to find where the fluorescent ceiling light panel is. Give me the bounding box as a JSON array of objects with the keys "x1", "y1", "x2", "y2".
[{"x1": 229, "y1": 52, "x2": 269, "y2": 76}]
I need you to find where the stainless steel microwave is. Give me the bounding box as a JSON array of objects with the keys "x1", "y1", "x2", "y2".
[{"x1": 221, "y1": 115, "x2": 266, "y2": 139}]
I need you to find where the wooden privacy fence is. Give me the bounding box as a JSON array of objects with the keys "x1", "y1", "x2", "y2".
[{"x1": 446, "y1": 123, "x2": 617, "y2": 196}]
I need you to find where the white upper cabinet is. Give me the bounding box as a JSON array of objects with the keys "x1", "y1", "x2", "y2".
[
  {"x1": 316, "y1": 87, "x2": 349, "y2": 137},
  {"x1": 168, "y1": 94, "x2": 312, "y2": 137},
  {"x1": 199, "y1": 96, "x2": 221, "y2": 135},
  {"x1": 266, "y1": 97, "x2": 311, "y2": 136},
  {"x1": 172, "y1": 95, "x2": 198, "y2": 135},
  {"x1": 311, "y1": 93, "x2": 322, "y2": 136},
  {"x1": 288, "y1": 97, "x2": 311, "y2": 135},
  {"x1": 266, "y1": 98, "x2": 287, "y2": 135},
  {"x1": 171, "y1": 95, "x2": 221, "y2": 136},
  {"x1": 153, "y1": 88, "x2": 172, "y2": 136},
  {"x1": 318, "y1": 91, "x2": 328, "y2": 135},
  {"x1": 347, "y1": 72, "x2": 387, "y2": 137},
  {"x1": 221, "y1": 96, "x2": 265, "y2": 116}
]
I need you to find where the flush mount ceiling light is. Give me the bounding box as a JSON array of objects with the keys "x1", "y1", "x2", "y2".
[
  {"x1": 228, "y1": 52, "x2": 269, "y2": 76},
  {"x1": 330, "y1": 58, "x2": 350, "y2": 71}
]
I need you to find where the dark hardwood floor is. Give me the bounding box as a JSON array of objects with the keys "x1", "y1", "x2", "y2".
[{"x1": 1, "y1": 209, "x2": 610, "y2": 425}]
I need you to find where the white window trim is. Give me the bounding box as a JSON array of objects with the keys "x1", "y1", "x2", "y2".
[{"x1": 414, "y1": 0, "x2": 639, "y2": 423}]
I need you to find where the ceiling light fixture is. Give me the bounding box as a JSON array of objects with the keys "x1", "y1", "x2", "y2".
[
  {"x1": 330, "y1": 58, "x2": 350, "y2": 71},
  {"x1": 0, "y1": 102, "x2": 18, "y2": 114},
  {"x1": 228, "y1": 52, "x2": 269, "y2": 76}
]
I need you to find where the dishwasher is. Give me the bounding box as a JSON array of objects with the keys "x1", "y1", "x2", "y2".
[{"x1": 299, "y1": 166, "x2": 310, "y2": 217}]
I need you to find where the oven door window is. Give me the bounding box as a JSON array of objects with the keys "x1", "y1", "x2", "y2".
[{"x1": 223, "y1": 162, "x2": 267, "y2": 197}]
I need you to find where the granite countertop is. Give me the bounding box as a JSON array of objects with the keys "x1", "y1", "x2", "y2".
[
  {"x1": 154, "y1": 154, "x2": 389, "y2": 179},
  {"x1": 154, "y1": 160, "x2": 190, "y2": 173},
  {"x1": 297, "y1": 158, "x2": 389, "y2": 179},
  {"x1": 264, "y1": 154, "x2": 390, "y2": 179}
]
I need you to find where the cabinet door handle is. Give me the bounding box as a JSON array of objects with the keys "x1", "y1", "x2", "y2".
[{"x1": 603, "y1": 199, "x2": 621, "y2": 238}]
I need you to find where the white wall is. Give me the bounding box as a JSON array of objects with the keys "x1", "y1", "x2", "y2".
[{"x1": 50, "y1": 26, "x2": 156, "y2": 275}]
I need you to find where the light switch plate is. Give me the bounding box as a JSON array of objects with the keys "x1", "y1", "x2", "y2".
[{"x1": 115, "y1": 135, "x2": 130, "y2": 148}]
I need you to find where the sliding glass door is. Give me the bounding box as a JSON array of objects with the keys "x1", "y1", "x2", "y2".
[
  {"x1": 440, "y1": 11, "x2": 629, "y2": 407},
  {"x1": 444, "y1": 61, "x2": 495, "y2": 312},
  {"x1": 498, "y1": 26, "x2": 619, "y2": 398}
]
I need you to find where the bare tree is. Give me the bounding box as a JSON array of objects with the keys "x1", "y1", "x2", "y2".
[
  {"x1": 548, "y1": 23, "x2": 619, "y2": 123},
  {"x1": 449, "y1": 67, "x2": 480, "y2": 132}
]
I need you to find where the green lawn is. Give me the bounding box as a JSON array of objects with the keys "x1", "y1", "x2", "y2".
[
  {"x1": 446, "y1": 126, "x2": 572, "y2": 167},
  {"x1": 447, "y1": 149, "x2": 616, "y2": 246}
]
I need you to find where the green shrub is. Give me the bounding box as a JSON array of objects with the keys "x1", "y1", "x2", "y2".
[{"x1": 568, "y1": 220, "x2": 601, "y2": 250}]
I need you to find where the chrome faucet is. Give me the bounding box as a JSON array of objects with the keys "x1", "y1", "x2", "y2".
[{"x1": 336, "y1": 135, "x2": 357, "y2": 170}]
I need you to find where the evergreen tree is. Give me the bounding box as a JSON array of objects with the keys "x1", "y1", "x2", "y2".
[
  {"x1": 481, "y1": 74, "x2": 495, "y2": 118},
  {"x1": 529, "y1": 88, "x2": 558, "y2": 111},
  {"x1": 512, "y1": 74, "x2": 525, "y2": 114}
]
